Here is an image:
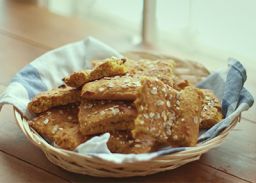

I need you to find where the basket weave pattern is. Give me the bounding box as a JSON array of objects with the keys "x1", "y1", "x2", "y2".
[{"x1": 14, "y1": 52, "x2": 240, "y2": 177}]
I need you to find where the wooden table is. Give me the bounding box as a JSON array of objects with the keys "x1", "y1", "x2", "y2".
[{"x1": 0, "y1": 1, "x2": 255, "y2": 182}]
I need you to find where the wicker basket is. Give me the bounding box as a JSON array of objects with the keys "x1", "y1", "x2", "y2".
[{"x1": 13, "y1": 52, "x2": 240, "y2": 177}]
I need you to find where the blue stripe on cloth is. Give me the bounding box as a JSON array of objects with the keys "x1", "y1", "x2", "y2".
[
  {"x1": 222, "y1": 58, "x2": 247, "y2": 116},
  {"x1": 11, "y1": 64, "x2": 47, "y2": 99},
  {"x1": 238, "y1": 88, "x2": 254, "y2": 107},
  {"x1": 155, "y1": 147, "x2": 186, "y2": 156}
]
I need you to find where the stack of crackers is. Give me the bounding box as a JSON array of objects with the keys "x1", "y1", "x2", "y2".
[{"x1": 28, "y1": 57, "x2": 223, "y2": 154}]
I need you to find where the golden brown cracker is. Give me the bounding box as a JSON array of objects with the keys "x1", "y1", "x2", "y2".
[
  {"x1": 132, "y1": 77, "x2": 177, "y2": 146},
  {"x1": 78, "y1": 100, "x2": 137, "y2": 135},
  {"x1": 28, "y1": 104, "x2": 87, "y2": 150},
  {"x1": 169, "y1": 86, "x2": 203, "y2": 147},
  {"x1": 107, "y1": 131, "x2": 156, "y2": 154},
  {"x1": 64, "y1": 57, "x2": 128, "y2": 88},
  {"x1": 200, "y1": 89, "x2": 223, "y2": 129},
  {"x1": 81, "y1": 75, "x2": 141, "y2": 101},
  {"x1": 28, "y1": 87, "x2": 81, "y2": 114}
]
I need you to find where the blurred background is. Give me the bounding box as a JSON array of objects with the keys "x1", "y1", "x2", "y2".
[{"x1": 35, "y1": 0, "x2": 256, "y2": 67}]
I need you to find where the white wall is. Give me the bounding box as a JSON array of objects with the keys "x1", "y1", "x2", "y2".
[{"x1": 47, "y1": 0, "x2": 256, "y2": 64}]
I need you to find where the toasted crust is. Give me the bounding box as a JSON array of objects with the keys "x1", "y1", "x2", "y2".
[
  {"x1": 107, "y1": 131, "x2": 156, "y2": 154},
  {"x1": 78, "y1": 100, "x2": 137, "y2": 135},
  {"x1": 28, "y1": 87, "x2": 81, "y2": 114},
  {"x1": 173, "y1": 79, "x2": 190, "y2": 91},
  {"x1": 200, "y1": 89, "x2": 223, "y2": 129},
  {"x1": 63, "y1": 71, "x2": 91, "y2": 88},
  {"x1": 64, "y1": 57, "x2": 128, "y2": 88},
  {"x1": 133, "y1": 78, "x2": 203, "y2": 148},
  {"x1": 169, "y1": 86, "x2": 203, "y2": 147},
  {"x1": 81, "y1": 75, "x2": 141, "y2": 101},
  {"x1": 92, "y1": 59, "x2": 175, "y2": 86},
  {"x1": 133, "y1": 59, "x2": 175, "y2": 87},
  {"x1": 132, "y1": 77, "x2": 177, "y2": 147},
  {"x1": 28, "y1": 104, "x2": 87, "y2": 150}
]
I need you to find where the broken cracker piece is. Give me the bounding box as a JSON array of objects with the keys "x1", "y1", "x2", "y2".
[
  {"x1": 200, "y1": 89, "x2": 223, "y2": 129},
  {"x1": 64, "y1": 57, "x2": 128, "y2": 88},
  {"x1": 78, "y1": 100, "x2": 137, "y2": 135},
  {"x1": 169, "y1": 86, "x2": 203, "y2": 147},
  {"x1": 28, "y1": 87, "x2": 81, "y2": 114},
  {"x1": 81, "y1": 75, "x2": 141, "y2": 101},
  {"x1": 28, "y1": 104, "x2": 87, "y2": 150}
]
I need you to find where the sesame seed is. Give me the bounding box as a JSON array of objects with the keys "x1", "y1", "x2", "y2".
[
  {"x1": 149, "y1": 112, "x2": 155, "y2": 118},
  {"x1": 108, "y1": 83, "x2": 114, "y2": 88},
  {"x1": 151, "y1": 127, "x2": 156, "y2": 131},
  {"x1": 156, "y1": 100, "x2": 164, "y2": 106},
  {"x1": 163, "y1": 114, "x2": 167, "y2": 121},
  {"x1": 128, "y1": 106, "x2": 132, "y2": 109},
  {"x1": 58, "y1": 128, "x2": 64, "y2": 131},
  {"x1": 165, "y1": 125, "x2": 172, "y2": 135},
  {"x1": 194, "y1": 117, "x2": 198, "y2": 124},
  {"x1": 173, "y1": 135, "x2": 178, "y2": 140},
  {"x1": 128, "y1": 140, "x2": 134, "y2": 144},
  {"x1": 134, "y1": 144, "x2": 141, "y2": 148},
  {"x1": 68, "y1": 116, "x2": 72, "y2": 120},
  {"x1": 47, "y1": 111, "x2": 51, "y2": 115},
  {"x1": 98, "y1": 87, "x2": 105, "y2": 92},
  {"x1": 133, "y1": 81, "x2": 141, "y2": 86},
  {"x1": 59, "y1": 110, "x2": 64, "y2": 114},
  {"x1": 85, "y1": 103, "x2": 93, "y2": 109},
  {"x1": 140, "y1": 120, "x2": 144, "y2": 125},
  {"x1": 43, "y1": 118, "x2": 49, "y2": 125},
  {"x1": 123, "y1": 78, "x2": 130, "y2": 83},
  {"x1": 140, "y1": 106, "x2": 144, "y2": 111},
  {"x1": 100, "y1": 111, "x2": 105, "y2": 115},
  {"x1": 162, "y1": 88, "x2": 167, "y2": 93},
  {"x1": 176, "y1": 100, "x2": 180, "y2": 105},
  {"x1": 143, "y1": 113, "x2": 149, "y2": 119},
  {"x1": 155, "y1": 113, "x2": 160, "y2": 119},
  {"x1": 150, "y1": 87, "x2": 158, "y2": 95},
  {"x1": 181, "y1": 118, "x2": 185, "y2": 122},
  {"x1": 176, "y1": 93, "x2": 180, "y2": 99},
  {"x1": 51, "y1": 125, "x2": 59, "y2": 134},
  {"x1": 135, "y1": 139, "x2": 141, "y2": 142},
  {"x1": 111, "y1": 108, "x2": 120, "y2": 115},
  {"x1": 161, "y1": 111, "x2": 167, "y2": 121},
  {"x1": 166, "y1": 101, "x2": 171, "y2": 108}
]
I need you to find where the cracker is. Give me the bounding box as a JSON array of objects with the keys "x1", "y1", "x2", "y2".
[
  {"x1": 107, "y1": 131, "x2": 156, "y2": 154},
  {"x1": 78, "y1": 100, "x2": 137, "y2": 135},
  {"x1": 200, "y1": 89, "x2": 223, "y2": 129},
  {"x1": 169, "y1": 86, "x2": 203, "y2": 147},
  {"x1": 28, "y1": 104, "x2": 87, "y2": 150},
  {"x1": 28, "y1": 87, "x2": 81, "y2": 114},
  {"x1": 81, "y1": 75, "x2": 141, "y2": 101},
  {"x1": 64, "y1": 57, "x2": 128, "y2": 88},
  {"x1": 133, "y1": 77, "x2": 203, "y2": 148}
]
